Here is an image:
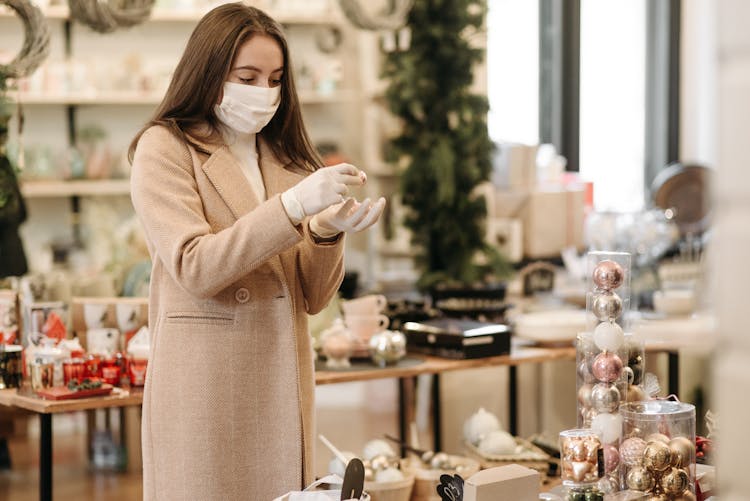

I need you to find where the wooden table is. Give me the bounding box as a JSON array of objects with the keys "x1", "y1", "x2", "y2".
[
  {"x1": 0, "y1": 386, "x2": 144, "y2": 501},
  {"x1": 317, "y1": 344, "x2": 577, "y2": 454},
  {"x1": 0, "y1": 344, "x2": 577, "y2": 501}
]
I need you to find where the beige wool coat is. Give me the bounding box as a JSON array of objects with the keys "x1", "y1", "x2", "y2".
[{"x1": 130, "y1": 125, "x2": 345, "y2": 500}]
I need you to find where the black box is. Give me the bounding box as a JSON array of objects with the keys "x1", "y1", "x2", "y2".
[{"x1": 402, "y1": 318, "x2": 511, "y2": 359}]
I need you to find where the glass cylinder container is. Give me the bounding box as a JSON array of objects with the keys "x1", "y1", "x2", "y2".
[
  {"x1": 619, "y1": 401, "x2": 696, "y2": 498},
  {"x1": 559, "y1": 429, "x2": 604, "y2": 487}
]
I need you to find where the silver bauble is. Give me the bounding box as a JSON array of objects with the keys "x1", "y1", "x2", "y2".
[
  {"x1": 368, "y1": 330, "x2": 406, "y2": 367},
  {"x1": 592, "y1": 292, "x2": 623, "y2": 321},
  {"x1": 590, "y1": 383, "x2": 620, "y2": 413}
]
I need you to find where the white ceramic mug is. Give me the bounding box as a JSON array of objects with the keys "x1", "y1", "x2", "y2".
[
  {"x1": 341, "y1": 295, "x2": 387, "y2": 317},
  {"x1": 83, "y1": 303, "x2": 109, "y2": 329},
  {"x1": 115, "y1": 303, "x2": 140, "y2": 332},
  {"x1": 344, "y1": 314, "x2": 389, "y2": 342},
  {"x1": 87, "y1": 327, "x2": 120, "y2": 356}
]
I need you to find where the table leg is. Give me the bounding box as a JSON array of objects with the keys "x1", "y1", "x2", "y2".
[
  {"x1": 668, "y1": 351, "x2": 679, "y2": 397},
  {"x1": 398, "y1": 377, "x2": 408, "y2": 457},
  {"x1": 39, "y1": 413, "x2": 52, "y2": 501},
  {"x1": 509, "y1": 365, "x2": 518, "y2": 437},
  {"x1": 431, "y1": 374, "x2": 441, "y2": 452}
]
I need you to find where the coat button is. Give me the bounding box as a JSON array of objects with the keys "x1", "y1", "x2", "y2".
[{"x1": 235, "y1": 288, "x2": 250, "y2": 303}]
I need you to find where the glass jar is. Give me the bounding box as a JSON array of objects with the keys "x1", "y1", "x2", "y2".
[{"x1": 619, "y1": 401, "x2": 696, "y2": 497}]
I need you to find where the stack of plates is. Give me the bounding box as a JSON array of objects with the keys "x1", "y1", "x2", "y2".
[{"x1": 513, "y1": 309, "x2": 586, "y2": 346}]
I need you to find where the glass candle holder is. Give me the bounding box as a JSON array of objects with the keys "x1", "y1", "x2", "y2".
[
  {"x1": 0, "y1": 345, "x2": 23, "y2": 389},
  {"x1": 619, "y1": 401, "x2": 696, "y2": 497},
  {"x1": 30, "y1": 360, "x2": 55, "y2": 391},
  {"x1": 84, "y1": 354, "x2": 102, "y2": 379},
  {"x1": 62, "y1": 358, "x2": 86, "y2": 385},
  {"x1": 128, "y1": 358, "x2": 148, "y2": 387}
]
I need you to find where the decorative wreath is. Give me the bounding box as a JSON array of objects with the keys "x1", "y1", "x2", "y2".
[
  {"x1": 67, "y1": 0, "x2": 156, "y2": 34},
  {"x1": 0, "y1": 0, "x2": 50, "y2": 79},
  {"x1": 338, "y1": 0, "x2": 413, "y2": 31}
]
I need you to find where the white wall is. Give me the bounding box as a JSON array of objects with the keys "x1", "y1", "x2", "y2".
[{"x1": 714, "y1": 0, "x2": 750, "y2": 497}]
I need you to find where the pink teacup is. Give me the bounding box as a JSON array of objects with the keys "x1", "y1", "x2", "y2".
[
  {"x1": 344, "y1": 314, "x2": 389, "y2": 343},
  {"x1": 341, "y1": 295, "x2": 387, "y2": 317}
]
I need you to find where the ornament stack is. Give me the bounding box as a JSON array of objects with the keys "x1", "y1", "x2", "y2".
[
  {"x1": 576, "y1": 252, "x2": 645, "y2": 493},
  {"x1": 620, "y1": 401, "x2": 696, "y2": 499}
]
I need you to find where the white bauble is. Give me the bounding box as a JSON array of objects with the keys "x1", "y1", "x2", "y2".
[
  {"x1": 593, "y1": 321, "x2": 625, "y2": 352},
  {"x1": 463, "y1": 407, "x2": 502, "y2": 445},
  {"x1": 591, "y1": 412, "x2": 623, "y2": 444},
  {"x1": 374, "y1": 467, "x2": 405, "y2": 482},
  {"x1": 477, "y1": 430, "x2": 517, "y2": 456},
  {"x1": 328, "y1": 451, "x2": 357, "y2": 478},
  {"x1": 363, "y1": 439, "x2": 396, "y2": 461}
]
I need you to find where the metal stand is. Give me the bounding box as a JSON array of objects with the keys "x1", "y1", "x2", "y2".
[{"x1": 39, "y1": 413, "x2": 52, "y2": 501}]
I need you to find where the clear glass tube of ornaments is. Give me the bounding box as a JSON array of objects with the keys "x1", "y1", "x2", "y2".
[{"x1": 619, "y1": 401, "x2": 696, "y2": 498}]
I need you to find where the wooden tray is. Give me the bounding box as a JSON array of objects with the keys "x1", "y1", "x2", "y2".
[{"x1": 36, "y1": 384, "x2": 114, "y2": 400}]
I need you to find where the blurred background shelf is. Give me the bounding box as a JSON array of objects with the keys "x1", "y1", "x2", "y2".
[
  {"x1": 21, "y1": 179, "x2": 131, "y2": 198},
  {"x1": 0, "y1": 5, "x2": 342, "y2": 24},
  {"x1": 13, "y1": 90, "x2": 358, "y2": 106}
]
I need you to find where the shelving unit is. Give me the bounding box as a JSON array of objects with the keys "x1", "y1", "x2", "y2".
[
  {"x1": 20, "y1": 179, "x2": 131, "y2": 198},
  {"x1": 13, "y1": 89, "x2": 359, "y2": 106},
  {"x1": 0, "y1": 4, "x2": 342, "y2": 24}
]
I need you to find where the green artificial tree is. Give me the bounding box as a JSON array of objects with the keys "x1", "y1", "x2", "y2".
[{"x1": 382, "y1": 0, "x2": 509, "y2": 289}]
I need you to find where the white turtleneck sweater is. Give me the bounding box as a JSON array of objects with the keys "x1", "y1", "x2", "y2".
[{"x1": 221, "y1": 127, "x2": 305, "y2": 225}]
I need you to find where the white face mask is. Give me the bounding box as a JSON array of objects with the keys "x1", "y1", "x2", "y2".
[{"x1": 214, "y1": 81, "x2": 281, "y2": 134}]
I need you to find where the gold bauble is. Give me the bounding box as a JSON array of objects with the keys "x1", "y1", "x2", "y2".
[
  {"x1": 643, "y1": 441, "x2": 673, "y2": 472},
  {"x1": 627, "y1": 384, "x2": 647, "y2": 402},
  {"x1": 645, "y1": 433, "x2": 670, "y2": 444},
  {"x1": 645, "y1": 495, "x2": 668, "y2": 501},
  {"x1": 668, "y1": 436, "x2": 694, "y2": 468},
  {"x1": 626, "y1": 466, "x2": 656, "y2": 491},
  {"x1": 661, "y1": 467, "x2": 690, "y2": 495}
]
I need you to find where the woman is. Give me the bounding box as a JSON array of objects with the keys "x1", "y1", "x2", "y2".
[{"x1": 129, "y1": 4, "x2": 385, "y2": 499}]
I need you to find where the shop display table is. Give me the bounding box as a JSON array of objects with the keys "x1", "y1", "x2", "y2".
[{"x1": 0, "y1": 386, "x2": 144, "y2": 501}]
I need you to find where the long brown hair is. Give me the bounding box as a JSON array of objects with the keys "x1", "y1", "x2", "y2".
[{"x1": 128, "y1": 3, "x2": 322, "y2": 171}]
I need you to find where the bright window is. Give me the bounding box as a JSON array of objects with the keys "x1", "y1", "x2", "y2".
[
  {"x1": 579, "y1": 0, "x2": 647, "y2": 211},
  {"x1": 487, "y1": 0, "x2": 539, "y2": 145}
]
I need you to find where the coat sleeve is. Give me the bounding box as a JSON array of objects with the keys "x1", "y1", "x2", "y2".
[
  {"x1": 294, "y1": 218, "x2": 346, "y2": 315},
  {"x1": 130, "y1": 126, "x2": 304, "y2": 299}
]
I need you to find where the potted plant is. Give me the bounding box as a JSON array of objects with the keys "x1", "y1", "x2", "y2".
[{"x1": 381, "y1": 0, "x2": 510, "y2": 292}]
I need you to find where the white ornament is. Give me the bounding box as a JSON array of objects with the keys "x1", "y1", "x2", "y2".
[
  {"x1": 328, "y1": 451, "x2": 357, "y2": 478},
  {"x1": 463, "y1": 407, "x2": 502, "y2": 445},
  {"x1": 593, "y1": 321, "x2": 624, "y2": 352},
  {"x1": 591, "y1": 412, "x2": 623, "y2": 445},
  {"x1": 374, "y1": 466, "x2": 405, "y2": 482},
  {"x1": 362, "y1": 439, "x2": 396, "y2": 461},
  {"x1": 477, "y1": 430, "x2": 517, "y2": 456}
]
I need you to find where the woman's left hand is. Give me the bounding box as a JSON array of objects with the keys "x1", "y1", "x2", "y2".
[{"x1": 310, "y1": 197, "x2": 386, "y2": 238}]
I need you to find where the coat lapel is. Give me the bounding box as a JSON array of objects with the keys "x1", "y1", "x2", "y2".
[{"x1": 199, "y1": 145, "x2": 261, "y2": 220}]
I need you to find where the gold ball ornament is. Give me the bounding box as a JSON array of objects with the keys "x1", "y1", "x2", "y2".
[
  {"x1": 644, "y1": 496, "x2": 668, "y2": 501},
  {"x1": 627, "y1": 384, "x2": 648, "y2": 402},
  {"x1": 643, "y1": 440, "x2": 673, "y2": 472},
  {"x1": 626, "y1": 466, "x2": 656, "y2": 491},
  {"x1": 578, "y1": 384, "x2": 594, "y2": 407},
  {"x1": 660, "y1": 467, "x2": 690, "y2": 496},
  {"x1": 668, "y1": 436, "x2": 694, "y2": 468},
  {"x1": 646, "y1": 433, "x2": 671, "y2": 444}
]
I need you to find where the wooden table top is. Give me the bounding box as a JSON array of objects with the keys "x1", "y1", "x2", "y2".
[
  {"x1": 314, "y1": 345, "x2": 577, "y2": 385},
  {"x1": 0, "y1": 345, "x2": 576, "y2": 414}
]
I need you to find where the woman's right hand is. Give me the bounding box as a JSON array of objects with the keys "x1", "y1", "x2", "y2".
[{"x1": 291, "y1": 163, "x2": 365, "y2": 216}]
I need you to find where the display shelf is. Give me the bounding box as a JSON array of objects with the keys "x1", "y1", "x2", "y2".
[
  {"x1": 0, "y1": 5, "x2": 341, "y2": 24},
  {"x1": 21, "y1": 179, "x2": 131, "y2": 198},
  {"x1": 13, "y1": 89, "x2": 358, "y2": 106}
]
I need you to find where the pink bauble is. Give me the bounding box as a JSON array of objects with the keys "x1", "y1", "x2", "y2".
[
  {"x1": 620, "y1": 437, "x2": 647, "y2": 466},
  {"x1": 593, "y1": 260, "x2": 625, "y2": 290},
  {"x1": 603, "y1": 443, "x2": 620, "y2": 473},
  {"x1": 592, "y1": 352, "x2": 624, "y2": 383}
]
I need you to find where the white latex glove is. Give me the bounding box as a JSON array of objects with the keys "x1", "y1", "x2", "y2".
[
  {"x1": 288, "y1": 163, "x2": 364, "y2": 217},
  {"x1": 310, "y1": 197, "x2": 386, "y2": 238}
]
